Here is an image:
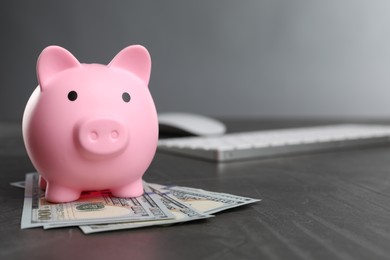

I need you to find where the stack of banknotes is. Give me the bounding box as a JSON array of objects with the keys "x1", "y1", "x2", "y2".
[{"x1": 17, "y1": 172, "x2": 260, "y2": 234}]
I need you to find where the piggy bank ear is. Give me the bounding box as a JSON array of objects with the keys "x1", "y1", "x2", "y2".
[
  {"x1": 37, "y1": 46, "x2": 81, "y2": 90},
  {"x1": 109, "y1": 45, "x2": 151, "y2": 85}
]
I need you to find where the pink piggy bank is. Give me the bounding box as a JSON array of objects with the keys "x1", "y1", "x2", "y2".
[{"x1": 22, "y1": 45, "x2": 158, "y2": 203}]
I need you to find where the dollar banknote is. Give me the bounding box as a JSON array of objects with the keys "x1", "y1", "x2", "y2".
[
  {"x1": 18, "y1": 173, "x2": 260, "y2": 233},
  {"x1": 148, "y1": 183, "x2": 261, "y2": 214},
  {"x1": 21, "y1": 173, "x2": 175, "y2": 229},
  {"x1": 79, "y1": 183, "x2": 260, "y2": 234},
  {"x1": 79, "y1": 184, "x2": 213, "y2": 234}
]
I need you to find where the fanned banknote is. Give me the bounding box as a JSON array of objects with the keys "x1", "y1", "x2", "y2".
[
  {"x1": 79, "y1": 184, "x2": 213, "y2": 234},
  {"x1": 18, "y1": 173, "x2": 260, "y2": 234},
  {"x1": 148, "y1": 183, "x2": 261, "y2": 214},
  {"x1": 21, "y1": 173, "x2": 175, "y2": 229},
  {"x1": 80, "y1": 183, "x2": 260, "y2": 234}
]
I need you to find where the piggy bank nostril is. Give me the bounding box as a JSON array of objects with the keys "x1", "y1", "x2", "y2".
[
  {"x1": 111, "y1": 130, "x2": 119, "y2": 139},
  {"x1": 89, "y1": 131, "x2": 99, "y2": 141}
]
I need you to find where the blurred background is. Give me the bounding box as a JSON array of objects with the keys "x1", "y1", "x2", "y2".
[{"x1": 2, "y1": 0, "x2": 390, "y2": 122}]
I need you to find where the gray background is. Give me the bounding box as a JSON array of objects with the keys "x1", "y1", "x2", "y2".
[{"x1": 2, "y1": 0, "x2": 390, "y2": 122}]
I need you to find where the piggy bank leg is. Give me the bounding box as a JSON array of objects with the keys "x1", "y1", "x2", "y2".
[
  {"x1": 45, "y1": 182, "x2": 81, "y2": 203},
  {"x1": 111, "y1": 178, "x2": 144, "y2": 198},
  {"x1": 39, "y1": 175, "x2": 47, "y2": 190}
]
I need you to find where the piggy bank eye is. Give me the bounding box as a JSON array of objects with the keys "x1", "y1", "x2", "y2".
[
  {"x1": 68, "y1": 91, "x2": 78, "y2": 101},
  {"x1": 122, "y1": 92, "x2": 131, "y2": 103}
]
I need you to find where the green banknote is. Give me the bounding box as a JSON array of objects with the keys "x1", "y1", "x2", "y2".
[
  {"x1": 21, "y1": 173, "x2": 175, "y2": 229},
  {"x1": 79, "y1": 184, "x2": 213, "y2": 234},
  {"x1": 148, "y1": 183, "x2": 261, "y2": 214},
  {"x1": 18, "y1": 173, "x2": 260, "y2": 233}
]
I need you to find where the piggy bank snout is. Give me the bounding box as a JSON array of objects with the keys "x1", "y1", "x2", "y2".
[{"x1": 77, "y1": 118, "x2": 129, "y2": 157}]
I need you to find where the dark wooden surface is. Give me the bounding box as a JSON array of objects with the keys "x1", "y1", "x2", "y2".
[{"x1": 1, "y1": 120, "x2": 390, "y2": 260}]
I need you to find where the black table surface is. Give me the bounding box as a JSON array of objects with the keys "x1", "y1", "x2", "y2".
[{"x1": 2, "y1": 119, "x2": 390, "y2": 260}]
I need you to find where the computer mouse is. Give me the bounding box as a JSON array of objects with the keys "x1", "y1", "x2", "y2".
[{"x1": 158, "y1": 112, "x2": 227, "y2": 137}]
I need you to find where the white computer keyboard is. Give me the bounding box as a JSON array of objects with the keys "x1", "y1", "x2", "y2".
[{"x1": 157, "y1": 124, "x2": 390, "y2": 162}]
